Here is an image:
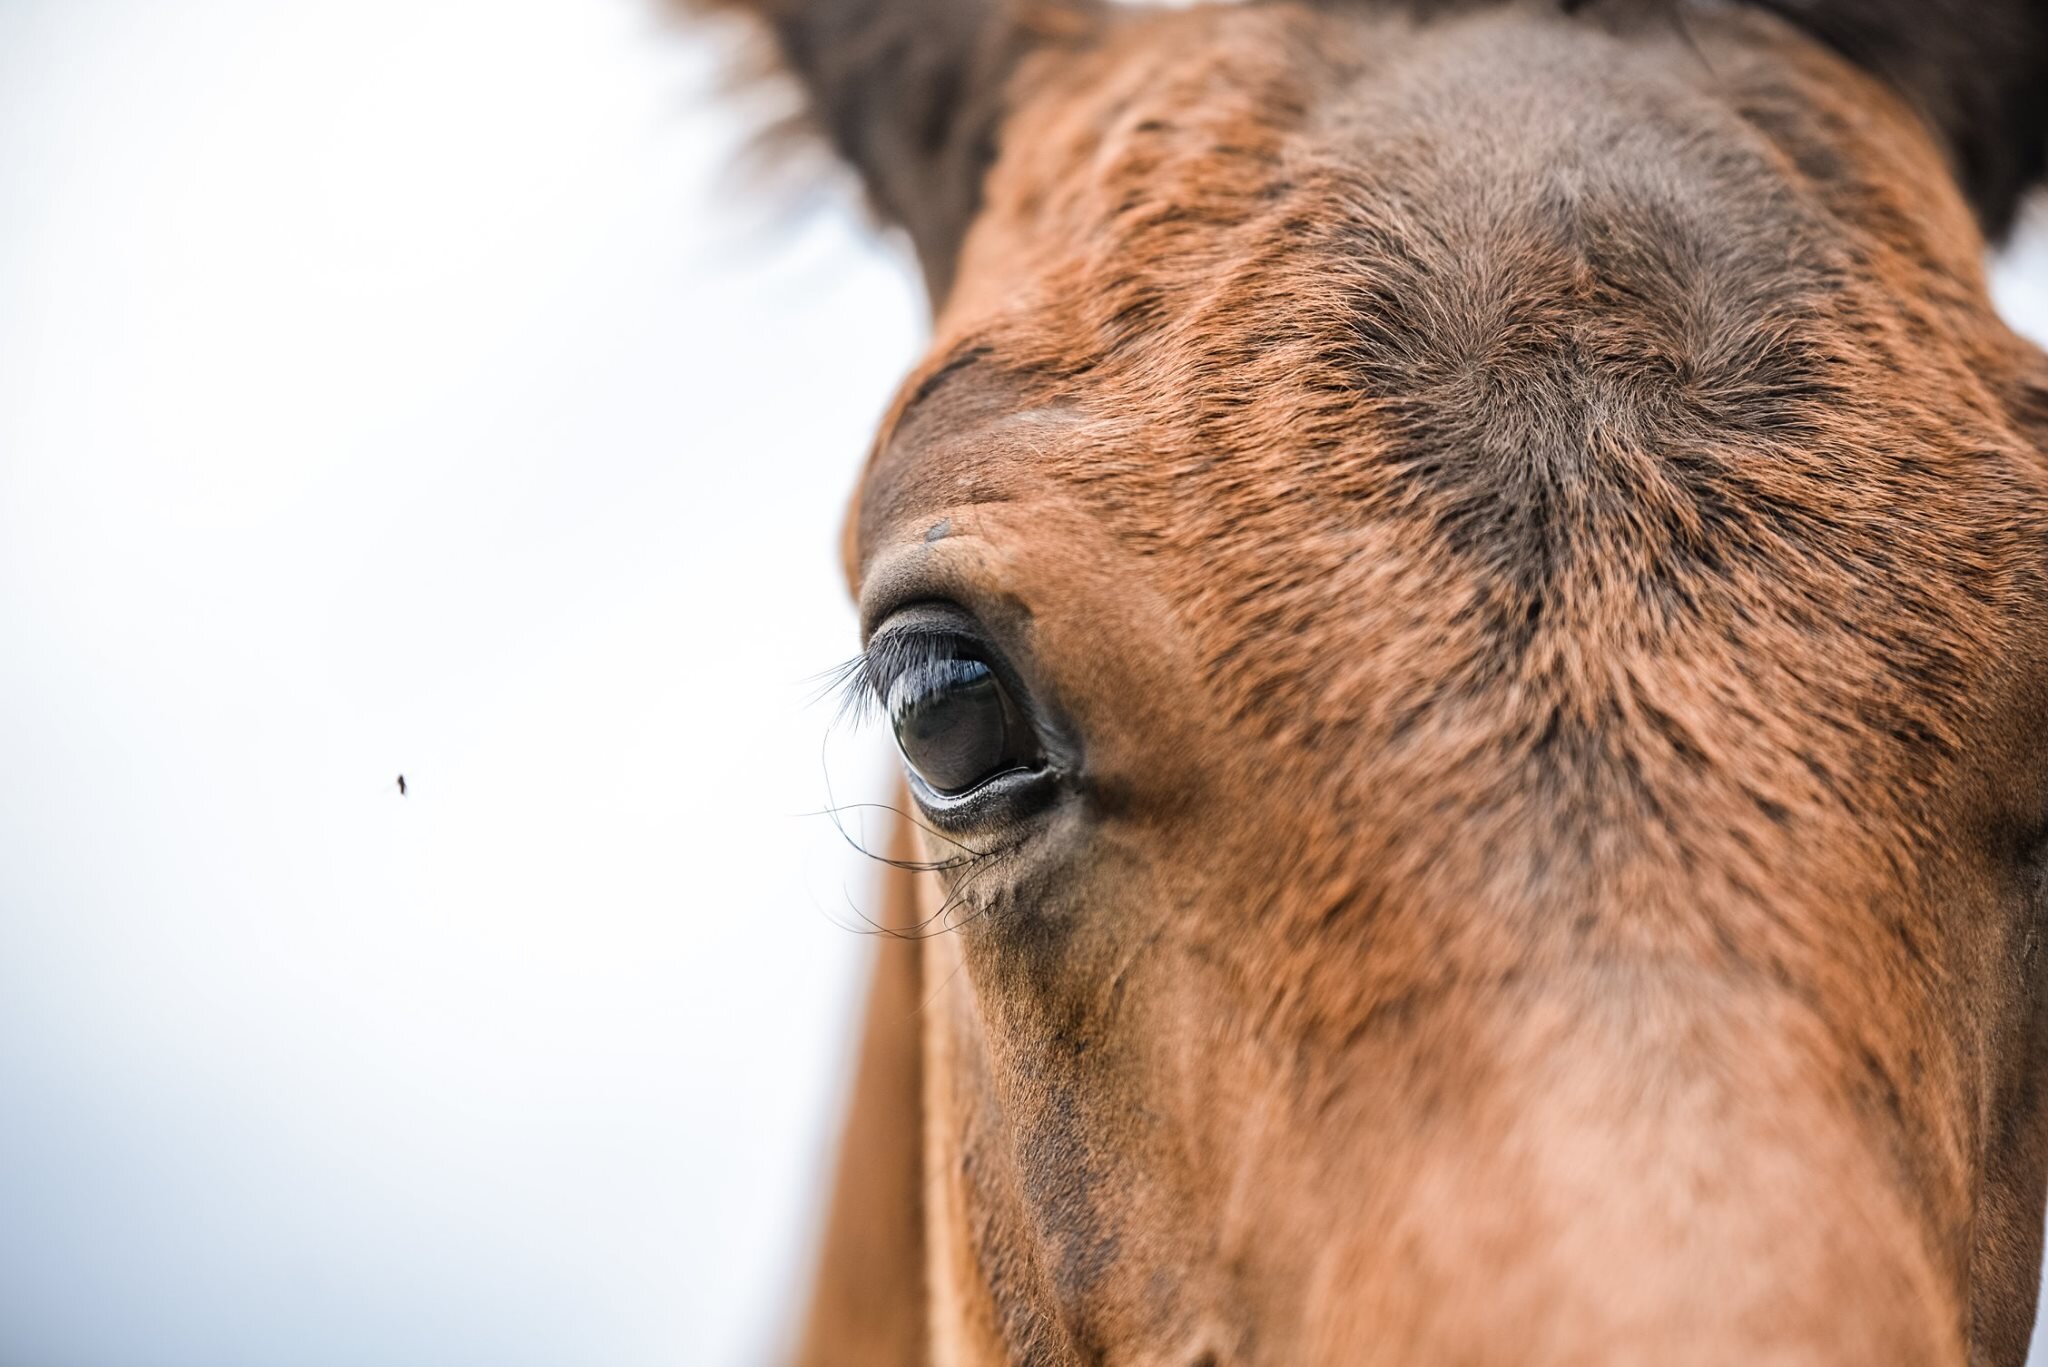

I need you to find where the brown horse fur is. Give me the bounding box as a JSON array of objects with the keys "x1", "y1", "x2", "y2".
[{"x1": 683, "y1": 0, "x2": 2048, "y2": 1361}]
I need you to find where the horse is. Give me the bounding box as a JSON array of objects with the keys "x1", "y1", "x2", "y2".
[{"x1": 683, "y1": 1, "x2": 2048, "y2": 1360}]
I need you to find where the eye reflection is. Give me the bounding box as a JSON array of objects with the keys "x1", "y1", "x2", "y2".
[{"x1": 887, "y1": 656, "x2": 1029, "y2": 796}]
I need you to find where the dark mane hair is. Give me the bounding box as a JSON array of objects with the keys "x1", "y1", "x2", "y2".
[{"x1": 1745, "y1": 0, "x2": 2048, "y2": 238}]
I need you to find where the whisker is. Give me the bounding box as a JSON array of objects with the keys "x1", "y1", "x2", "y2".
[
  {"x1": 799, "y1": 799, "x2": 990, "y2": 860},
  {"x1": 812, "y1": 728, "x2": 1022, "y2": 938},
  {"x1": 914, "y1": 955, "x2": 971, "y2": 1017},
  {"x1": 827, "y1": 851, "x2": 1008, "y2": 942}
]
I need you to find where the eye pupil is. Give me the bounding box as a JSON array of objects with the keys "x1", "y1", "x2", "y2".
[{"x1": 889, "y1": 658, "x2": 1022, "y2": 796}]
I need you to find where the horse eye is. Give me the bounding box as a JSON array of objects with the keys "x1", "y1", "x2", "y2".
[{"x1": 887, "y1": 656, "x2": 1037, "y2": 797}]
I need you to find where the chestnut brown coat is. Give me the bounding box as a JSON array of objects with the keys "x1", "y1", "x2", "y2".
[{"x1": 692, "y1": 1, "x2": 2048, "y2": 1361}]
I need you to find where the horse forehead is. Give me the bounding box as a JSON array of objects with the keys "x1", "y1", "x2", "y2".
[
  {"x1": 936, "y1": 5, "x2": 2025, "y2": 605},
  {"x1": 971, "y1": 4, "x2": 1784, "y2": 290},
  {"x1": 880, "y1": 7, "x2": 2048, "y2": 861},
  {"x1": 961, "y1": 0, "x2": 1985, "y2": 414}
]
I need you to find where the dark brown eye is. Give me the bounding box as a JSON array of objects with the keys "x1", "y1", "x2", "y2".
[{"x1": 888, "y1": 657, "x2": 1036, "y2": 796}]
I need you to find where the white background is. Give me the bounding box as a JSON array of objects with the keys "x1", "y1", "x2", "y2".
[{"x1": 0, "y1": 2, "x2": 2044, "y2": 1365}]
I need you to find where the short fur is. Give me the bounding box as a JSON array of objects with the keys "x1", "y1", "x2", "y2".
[{"x1": 687, "y1": 1, "x2": 2048, "y2": 1362}]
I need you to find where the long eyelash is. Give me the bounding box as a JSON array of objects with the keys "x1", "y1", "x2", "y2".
[{"x1": 818, "y1": 631, "x2": 969, "y2": 730}]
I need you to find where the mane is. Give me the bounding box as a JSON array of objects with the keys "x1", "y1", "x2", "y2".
[{"x1": 1743, "y1": 0, "x2": 2048, "y2": 239}]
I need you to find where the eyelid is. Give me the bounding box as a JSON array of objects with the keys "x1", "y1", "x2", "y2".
[
  {"x1": 856, "y1": 535, "x2": 1030, "y2": 643},
  {"x1": 858, "y1": 545, "x2": 964, "y2": 639}
]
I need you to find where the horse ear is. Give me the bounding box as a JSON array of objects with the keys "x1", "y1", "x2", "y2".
[
  {"x1": 1748, "y1": 0, "x2": 2048, "y2": 241},
  {"x1": 687, "y1": 0, "x2": 1102, "y2": 304}
]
